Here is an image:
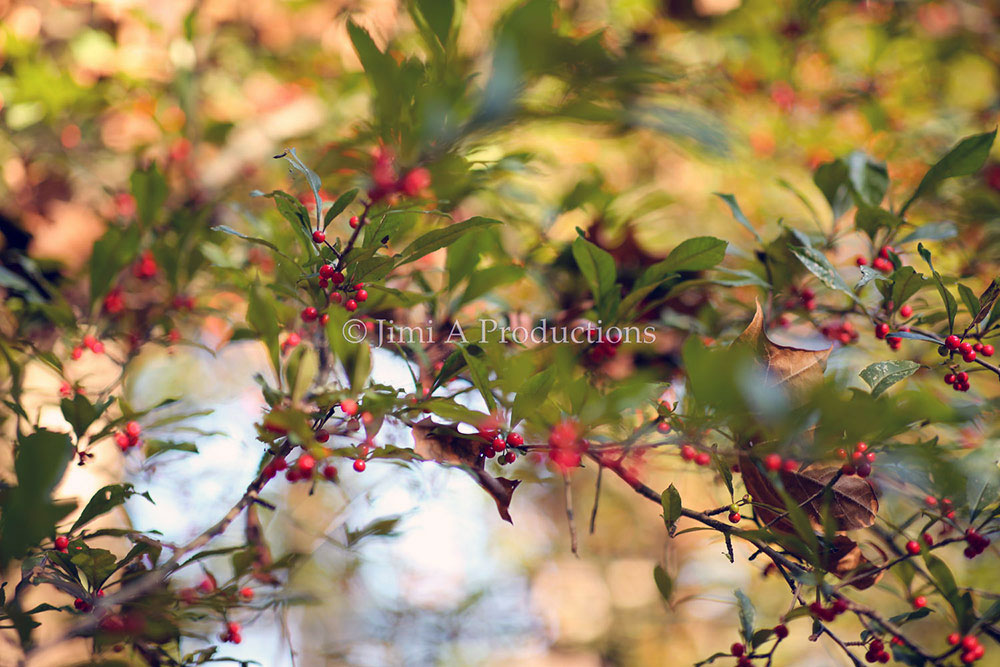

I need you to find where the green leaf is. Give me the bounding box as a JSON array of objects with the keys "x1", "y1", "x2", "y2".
[
  {"x1": 859, "y1": 360, "x2": 921, "y2": 397},
  {"x1": 889, "y1": 267, "x2": 929, "y2": 309},
  {"x1": 854, "y1": 201, "x2": 899, "y2": 240},
  {"x1": 460, "y1": 265, "x2": 524, "y2": 305},
  {"x1": 284, "y1": 345, "x2": 318, "y2": 404},
  {"x1": 413, "y1": 0, "x2": 455, "y2": 48},
  {"x1": 15, "y1": 430, "x2": 73, "y2": 498},
  {"x1": 845, "y1": 151, "x2": 889, "y2": 206},
  {"x1": 901, "y1": 130, "x2": 997, "y2": 215},
  {"x1": 932, "y1": 272, "x2": 958, "y2": 331},
  {"x1": 925, "y1": 554, "x2": 972, "y2": 630},
  {"x1": 958, "y1": 284, "x2": 980, "y2": 320},
  {"x1": 89, "y1": 225, "x2": 141, "y2": 305},
  {"x1": 639, "y1": 237, "x2": 728, "y2": 289},
  {"x1": 460, "y1": 346, "x2": 496, "y2": 413},
  {"x1": 813, "y1": 159, "x2": 852, "y2": 220},
  {"x1": 399, "y1": 217, "x2": 502, "y2": 264},
  {"x1": 713, "y1": 193, "x2": 761, "y2": 244},
  {"x1": 323, "y1": 189, "x2": 359, "y2": 228},
  {"x1": 60, "y1": 393, "x2": 99, "y2": 439},
  {"x1": 211, "y1": 225, "x2": 296, "y2": 263},
  {"x1": 571, "y1": 236, "x2": 617, "y2": 306},
  {"x1": 856, "y1": 265, "x2": 889, "y2": 290},
  {"x1": 247, "y1": 283, "x2": 280, "y2": 375},
  {"x1": 973, "y1": 279, "x2": 1000, "y2": 327},
  {"x1": 661, "y1": 484, "x2": 682, "y2": 531},
  {"x1": 72, "y1": 484, "x2": 148, "y2": 533},
  {"x1": 734, "y1": 589, "x2": 755, "y2": 643},
  {"x1": 510, "y1": 367, "x2": 556, "y2": 428},
  {"x1": 70, "y1": 546, "x2": 118, "y2": 587},
  {"x1": 130, "y1": 163, "x2": 168, "y2": 226},
  {"x1": 653, "y1": 564, "x2": 672, "y2": 601},
  {"x1": 789, "y1": 245, "x2": 857, "y2": 302},
  {"x1": 898, "y1": 221, "x2": 958, "y2": 244}
]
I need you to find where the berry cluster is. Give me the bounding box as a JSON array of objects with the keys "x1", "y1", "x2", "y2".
[
  {"x1": 480, "y1": 430, "x2": 521, "y2": 464},
  {"x1": 73, "y1": 589, "x2": 103, "y2": 613},
  {"x1": 863, "y1": 637, "x2": 891, "y2": 664},
  {"x1": 944, "y1": 370, "x2": 971, "y2": 392},
  {"x1": 113, "y1": 421, "x2": 143, "y2": 451},
  {"x1": 837, "y1": 441, "x2": 874, "y2": 477},
  {"x1": 729, "y1": 623, "x2": 789, "y2": 666},
  {"x1": 964, "y1": 528, "x2": 990, "y2": 559},
  {"x1": 763, "y1": 452, "x2": 798, "y2": 473},
  {"x1": 947, "y1": 634, "x2": 986, "y2": 663},
  {"x1": 873, "y1": 322, "x2": 903, "y2": 351},
  {"x1": 220, "y1": 621, "x2": 242, "y2": 644},
  {"x1": 856, "y1": 245, "x2": 894, "y2": 273},
  {"x1": 547, "y1": 420, "x2": 587, "y2": 471},
  {"x1": 820, "y1": 319, "x2": 859, "y2": 345},
  {"x1": 679, "y1": 444, "x2": 711, "y2": 467},
  {"x1": 367, "y1": 146, "x2": 433, "y2": 202},
  {"x1": 809, "y1": 596, "x2": 848, "y2": 622},
  {"x1": 587, "y1": 332, "x2": 622, "y2": 364},
  {"x1": 944, "y1": 335, "x2": 993, "y2": 362},
  {"x1": 132, "y1": 250, "x2": 158, "y2": 280},
  {"x1": 783, "y1": 285, "x2": 816, "y2": 312},
  {"x1": 72, "y1": 334, "x2": 105, "y2": 359}
]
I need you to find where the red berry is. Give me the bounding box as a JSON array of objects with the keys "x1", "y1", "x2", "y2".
[
  {"x1": 900, "y1": 305, "x2": 913, "y2": 318},
  {"x1": 728, "y1": 512, "x2": 741, "y2": 524},
  {"x1": 492, "y1": 437, "x2": 506, "y2": 452},
  {"x1": 922, "y1": 532, "x2": 934, "y2": 547},
  {"x1": 879, "y1": 245, "x2": 892, "y2": 259},
  {"x1": 982, "y1": 344, "x2": 994, "y2": 357},
  {"x1": 913, "y1": 595, "x2": 927, "y2": 609},
  {"x1": 961, "y1": 636, "x2": 979, "y2": 651},
  {"x1": 945, "y1": 335, "x2": 960, "y2": 349},
  {"x1": 905, "y1": 540, "x2": 921, "y2": 555},
  {"x1": 959, "y1": 342, "x2": 973, "y2": 354},
  {"x1": 301, "y1": 307, "x2": 318, "y2": 322},
  {"x1": 296, "y1": 454, "x2": 315, "y2": 473},
  {"x1": 340, "y1": 398, "x2": 359, "y2": 416},
  {"x1": 944, "y1": 373, "x2": 956, "y2": 385},
  {"x1": 948, "y1": 633, "x2": 961, "y2": 645},
  {"x1": 239, "y1": 587, "x2": 254, "y2": 600},
  {"x1": 356, "y1": 289, "x2": 368, "y2": 302},
  {"x1": 856, "y1": 255, "x2": 868, "y2": 266},
  {"x1": 507, "y1": 432, "x2": 524, "y2": 447},
  {"x1": 731, "y1": 643, "x2": 745, "y2": 657},
  {"x1": 401, "y1": 167, "x2": 432, "y2": 196},
  {"x1": 312, "y1": 231, "x2": 326, "y2": 244},
  {"x1": 764, "y1": 453, "x2": 782, "y2": 472},
  {"x1": 964, "y1": 351, "x2": 977, "y2": 363},
  {"x1": 331, "y1": 271, "x2": 345, "y2": 285},
  {"x1": 774, "y1": 624, "x2": 789, "y2": 639},
  {"x1": 974, "y1": 343, "x2": 984, "y2": 352},
  {"x1": 680, "y1": 445, "x2": 696, "y2": 461},
  {"x1": 694, "y1": 452, "x2": 711, "y2": 466},
  {"x1": 875, "y1": 323, "x2": 889, "y2": 339},
  {"x1": 126, "y1": 421, "x2": 142, "y2": 437},
  {"x1": 353, "y1": 459, "x2": 366, "y2": 472},
  {"x1": 832, "y1": 598, "x2": 848, "y2": 614},
  {"x1": 505, "y1": 452, "x2": 516, "y2": 463},
  {"x1": 865, "y1": 452, "x2": 876, "y2": 463},
  {"x1": 782, "y1": 458, "x2": 798, "y2": 472},
  {"x1": 322, "y1": 464, "x2": 338, "y2": 480},
  {"x1": 345, "y1": 299, "x2": 358, "y2": 312},
  {"x1": 856, "y1": 462, "x2": 872, "y2": 477},
  {"x1": 349, "y1": 215, "x2": 359, "y2": 228},
  {"x1": 836, "y1": 448, "x2": 847, "y2": 459},
  {"x1": 54, "y1": 536, "x2": 69, "y2": 550}
]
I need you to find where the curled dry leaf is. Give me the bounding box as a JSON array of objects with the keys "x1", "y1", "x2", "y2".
[
  {"x1": 732, "y1": 302, "x2": 880, "y2": 588},
  {"x1": 245, "y1": 505, "x2": 280, "y2": 585},
  {"x1": 825, "y1": 535, "x2": 886, "y2": 591},
  {"x1": 411, "y1": 417, "x2": 520, "y2": 523},
  {"x1": 734, "y1": 300, "x2": 832, "y2": 399},
  {"x1": 740, "y1": 457, "x2": 878, "y2": 532}
]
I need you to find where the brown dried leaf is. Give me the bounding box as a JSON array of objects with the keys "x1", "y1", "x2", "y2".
[
  {"x1": 411, "y1": 418, "x2": 521, "y2": 523},
  {"x1": 734, "y1": 300, "x2": 832, "y2": 396},
  {"x1": 245, "y1": 505, "x2": 280, "y2": 585},
  {"x1": 825, "y1": 535, "x2": 885, "y2": 591},
  {"x1": 741, "y1": 455, "x2": 878, "y2": 532}
]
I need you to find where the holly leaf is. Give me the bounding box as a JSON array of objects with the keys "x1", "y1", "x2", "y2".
[
  {"x1": 900, "y1": 130, "x2": 997, "y2": 215},
  {"x1": 859, "y1": 360, "x2": 921, "y2": 398}
]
